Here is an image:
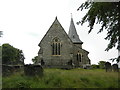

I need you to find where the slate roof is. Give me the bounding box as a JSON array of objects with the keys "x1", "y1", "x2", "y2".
[{"x1": 68, "y1": 18, "x2": 83, "y2": 44}]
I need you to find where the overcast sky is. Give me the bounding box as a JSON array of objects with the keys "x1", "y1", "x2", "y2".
[{"x1": 0, "y1": 0, "x2": 119, "y2": 66}]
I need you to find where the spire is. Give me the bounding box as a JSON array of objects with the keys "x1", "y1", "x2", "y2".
[{"x1": 68, "y1": 15, "x2": 83, "y2": 44}]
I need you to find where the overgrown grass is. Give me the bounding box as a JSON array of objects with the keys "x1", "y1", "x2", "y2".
[
  {"x1": 2, "y1": 68, "x2": 119, "y2": 88},
  {"x1": 0, "y1": 75, "x2": 2, "y2": 89}
]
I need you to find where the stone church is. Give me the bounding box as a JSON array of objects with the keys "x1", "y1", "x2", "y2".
[{"x1": 37, "y1": 17, "x2": 91, "y2": 68}]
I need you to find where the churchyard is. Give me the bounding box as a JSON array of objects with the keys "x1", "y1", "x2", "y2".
[{"x1": 2, "y1": 68, "x2": 119, "y2": 88}]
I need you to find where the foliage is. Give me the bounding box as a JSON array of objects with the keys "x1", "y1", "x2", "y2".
[
  {"x1": 91, "y1": 64, "x2": 99, "y2": 69},
  {"x1": 110, "y1": 56, "x2": 120, "y2": 62},
  {"x1": 77, "y1": 1, "x2": 120, "y2": 59},
  {"x1": 2, "y1": 43, "x2": 25, "y2": 65},
  {"x1": 0, "y1": 45, "x2": 2, "y2": 61},
  {"x1": 32, "y1": 56, "x2": 38, "y2": 64},
  {"x1": 16, "y1": 49, "x2": 25, "y2": 65},
  {"x1": 2, "y1": 68, "x2": 119, "y2": 88},
  {"x1": 0, "y1": 31, "x2": 2, "y2": 37},
  {"x1": 98, "y1": 61, "x2": 106, "y2": 69}
]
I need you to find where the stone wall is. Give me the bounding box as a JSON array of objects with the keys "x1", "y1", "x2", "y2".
[
  {"x1": 2, "y1": 64, "x2": 23, "y2": 76},
  {"x1": 73, "y1": 44, "x2": 90, "y2": 67},
  {"x1": 2, "y1": 64, "x2": 43, "y2": 77}
]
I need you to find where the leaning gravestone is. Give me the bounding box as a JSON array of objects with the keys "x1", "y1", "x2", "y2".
[{"x1": 24, "y1": 64, "x2": 43, "y2": 76}]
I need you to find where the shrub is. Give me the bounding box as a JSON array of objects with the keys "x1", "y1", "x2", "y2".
[{"x1": 91, "y1": 64, "x2": 99, "y2": 69}]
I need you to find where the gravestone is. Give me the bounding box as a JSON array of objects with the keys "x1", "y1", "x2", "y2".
[
  {"x1": 24, "y1": 64, "x2": 43, "y2": 76},
  {"x1": 105, "y1": 62, "x2": 112, "y2": 72},
  {"x1": 112, "y1": 64, "x2": 119, "y2": 72}
]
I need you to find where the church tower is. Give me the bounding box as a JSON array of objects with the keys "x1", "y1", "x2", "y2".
[{"x1": 68, "y1": 16, "x2": 91, "y2": 67}]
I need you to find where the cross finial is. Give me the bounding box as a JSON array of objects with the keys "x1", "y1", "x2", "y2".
[{"x1": 55, "y1": 16, "x2": 58, "y2": 20}]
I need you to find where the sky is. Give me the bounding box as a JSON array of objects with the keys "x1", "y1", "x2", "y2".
[{"x1": 0, "y1": 0, "x2": 119, "y2": 67}]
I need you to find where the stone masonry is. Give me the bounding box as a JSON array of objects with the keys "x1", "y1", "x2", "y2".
[{"x1": 37, "y1": 17, "x2": 91, "y2": 69}]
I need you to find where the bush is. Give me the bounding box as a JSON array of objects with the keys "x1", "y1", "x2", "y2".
[{"x1": 91, "y1": 64, "x2": 100, "y2": 69}]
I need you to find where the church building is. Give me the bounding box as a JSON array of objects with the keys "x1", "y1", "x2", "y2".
[{"x1": 37, "y1": 17, "x2": 91, "y2": 68}]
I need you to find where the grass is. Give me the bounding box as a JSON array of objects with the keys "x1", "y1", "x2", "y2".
[
  {"x1": 0, "y1": 75, "x2": 2, "y2": 89},
  {"x1": 2, "y1": 68, "x2": 119, "y2": 88}
]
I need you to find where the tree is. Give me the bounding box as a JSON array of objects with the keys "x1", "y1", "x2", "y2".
[
  {"x1": 0, "y1": 31, "x2": 3, "y2": 62},
  {"x1": 2, "y1": 43, "x2": 25, "y2": 65},
  {"x1": 77, "y1": 1, "x2": 120, "y2": 62},
  {"x1": 98, "y1": 61, "x2": 106, "y2": 69},
  {"x1": 0, "y1": 31, "x2": 2, "y2": 37},
  {"x1": 32, "y1": 56, "x2": 38, "y2": 64},
  {"x1": 16, "y1": 49, "x2": 25, "y2": 65},
  {"x1": 0, "y1": 45, "x2": 2, "y2": 63}
]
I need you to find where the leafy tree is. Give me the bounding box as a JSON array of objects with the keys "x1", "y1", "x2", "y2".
[
  {"x1": 0, "y1": 31, "x2": 2, "y2": 37},
  {"x1": 16, "y1": 49, "x2": 25, "y2": 65},
  {"x1": 77, "y1": 1, "x2": 120, "y2": 62},
  {"x1": 2, "y1": 43, "x2": 25, "y2": 65},
  {"x1": 98, "y1": 61, "x2": 106, "y2": 69},
  {"x1": 0, "y1": 45, "x2": 2, "y2": 63},
  {"x1": 32, "y1": 56, "x2": 38, "y2": 64},
  {"x1": 0, "y1": 31, "x2": 3, "y2": 62}
]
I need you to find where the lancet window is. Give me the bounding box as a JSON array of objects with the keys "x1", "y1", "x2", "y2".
[
  {"x1": 77, "y1": 52, "x2": 82, "y2": 62},
  {"x1": 52, "y1": 38, "x2": 61, "y2": 55}
]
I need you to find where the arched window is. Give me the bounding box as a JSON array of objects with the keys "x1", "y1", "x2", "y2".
[
  {"x1": 52, "y1": 38, "x2": 61, "y2": 55},
  {"x1": 77, "y1": 52, "x2": 82, "y2": 62}
]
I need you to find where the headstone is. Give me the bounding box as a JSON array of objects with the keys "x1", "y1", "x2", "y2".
[
  {"x1": 112, "y1": 64, "x2": 119, "y2": 72},
  {"x1": 105, "y1": 62, "x2": 112, "y2": 72},
  {"x1": 24, "y1": 64, "x2": 43, "y2": 76}
]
